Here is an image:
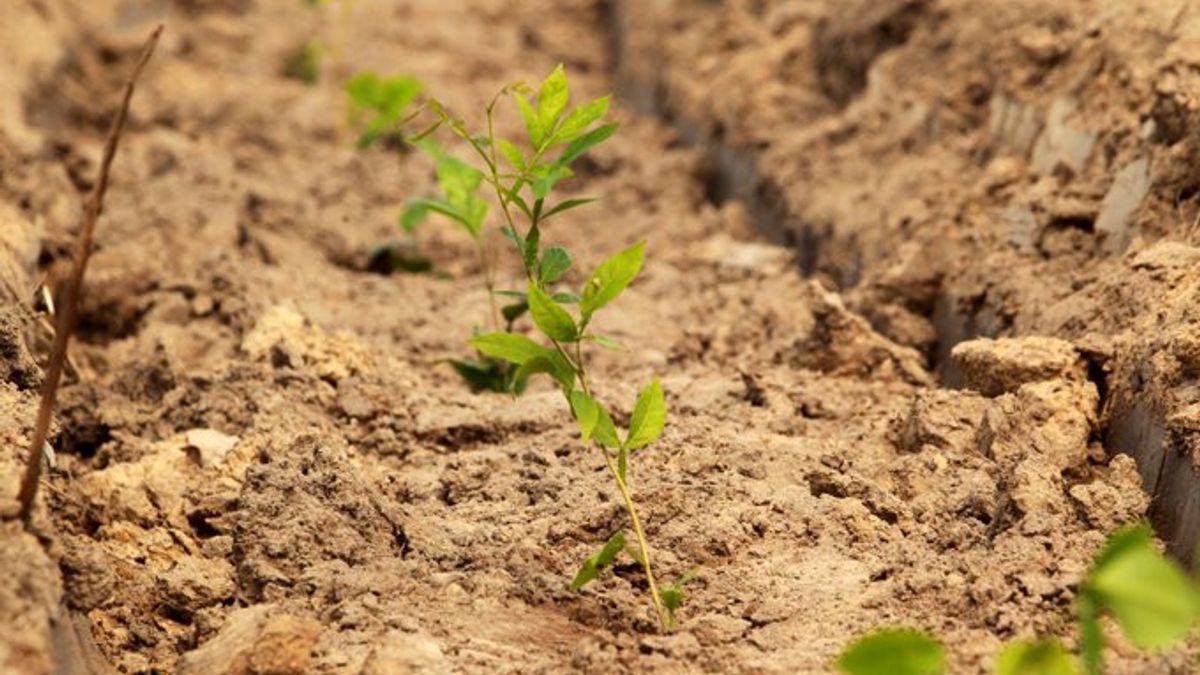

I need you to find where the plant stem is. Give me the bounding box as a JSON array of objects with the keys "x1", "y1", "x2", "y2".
[
  {"x1": 602, "y1": 449, "x2": 671, "y2": 630},
  {"x1": 474, "y1": 236, "x2": 500, "y2": 331},
  {"x1": 12, "y1": 24, "x2": 163, "y2": 526}
]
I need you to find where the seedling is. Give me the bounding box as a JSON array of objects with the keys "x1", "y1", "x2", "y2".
[
  {"x1": 402, "y1": 65, "x2": 683, "y2": 629},
  {"x1": 835, "y1": 523, "x2": 1200, "y2": 675},
  {"x1": 282, "y1": 40, "x2": 325, "y2": 85},
  {"x1": 346, "y1": 71, "x2": 425, "y2": 150}
]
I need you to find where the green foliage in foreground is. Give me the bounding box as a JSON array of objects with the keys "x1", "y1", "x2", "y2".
[
  {"x1": 836, "y1": 524, "x2": 1200, "y2": 675},
  {"x1": 385, "y1": 65, "x2": 685, "y2": 629}
]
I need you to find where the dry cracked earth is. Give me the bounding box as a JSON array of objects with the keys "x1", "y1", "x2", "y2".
[{"x1": 4, "y1": 0, "x2": 1200, "y2": 673}]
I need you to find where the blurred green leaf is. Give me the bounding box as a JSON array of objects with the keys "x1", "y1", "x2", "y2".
[
  {"x1": 501, "y1": 300, "x2": 529, "y2": 326},
  {"x1": 556, "y1": 121, "x2": 618, "y2": 167},
  {"x1": 552, "y1": 95, "x2": 611, "y2": 145},
  {"x1": 1085, "y1": 524, "x2": 1200, "y2": 651},
  {"x1": 836, "y1": 629, "x2": 944, "y2": 675},
  {"x1": 470, "y1": 332, "x2": 548, "y2": 365},
  {"x1": 514, "y1": 93, "x2": 543, "y2": 149},
  {"x1": 995, "y1": 639, "x2": 1078, "y2": 675},
  {"x1": 511, "y1": 352, "x2": 575, "y2": 390},
  {"x1": 542, "y1": 197, "x2": 598, "y2": 222},
  {"x1": 585, "y1": 334, "x2": 624, "y2": 350},
  {"x1": 537, "y1": 64, "x2": 570, "y2": 133},
  {"x1": 346, "y1": 71, "x2": 424, "y2": 149},
  {"x1": 497, "y1": 139, "x2": 526, "y2": 170},
  {"x1": 445, "y1": 358, "x2": 510, "y2": 394},
  {"x1": 539, "y1": 246, "x2": 572, "y2": 284}
]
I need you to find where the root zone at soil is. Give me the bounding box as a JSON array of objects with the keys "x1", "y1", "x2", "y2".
[{"x1": 3, "y1": 0, "x2": 1200, "y2": 673}]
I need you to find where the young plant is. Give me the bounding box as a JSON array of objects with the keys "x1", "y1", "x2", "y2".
[
  {"x1": 346, "y1": 71, "x2": 424, "y2": 150},
  {"x1": 282, "y1": 40, "x2": 325, "y2": 85},
  {"x1": 835, "y1": 523, "x2": 1200, "y2": 675},
  {"x1": 406, "y1": 65, "x2": 683, "y2": 629}
]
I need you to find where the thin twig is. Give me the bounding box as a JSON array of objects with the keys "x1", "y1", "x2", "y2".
[{"x1": 12, "y1": 24, "x2": 163, "y2": 527}]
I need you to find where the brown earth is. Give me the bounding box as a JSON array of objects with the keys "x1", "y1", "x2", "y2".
[{"x1": 1, "y1": 0, "x2": 1198, "y2": 673}]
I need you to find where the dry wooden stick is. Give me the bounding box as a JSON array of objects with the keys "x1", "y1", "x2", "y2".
[{"x1": 13, "y1": 24, "x2": 164, "y2": 527}]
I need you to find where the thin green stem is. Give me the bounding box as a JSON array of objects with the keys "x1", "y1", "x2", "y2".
[
  {"x1": 602, "y1": 449, "x2": 671, "y2": 630},
  {"x1": 474, "y1": 235, "x2": 500, "y2": 332}
]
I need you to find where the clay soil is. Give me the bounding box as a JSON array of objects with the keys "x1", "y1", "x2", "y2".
[{"x1": 3, "y1": 0, "x2": 1200, "y2": 673}]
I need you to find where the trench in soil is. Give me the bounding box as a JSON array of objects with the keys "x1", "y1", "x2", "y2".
[{"x1": 604, "y1": 0, "x2": 1200, "y2": 562}]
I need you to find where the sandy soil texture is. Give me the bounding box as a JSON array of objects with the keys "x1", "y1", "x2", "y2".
[{"x1": 2, "y1": 0, "x2": 1199, "y2": 673}]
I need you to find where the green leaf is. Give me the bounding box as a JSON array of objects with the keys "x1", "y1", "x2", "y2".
[
  {"x1": 511, "y1": 353, "x2": 575, "y2": 390},
  {"x1": 1078, "y1": 594, "x2": 1102, "y2": 675},
  {"x1": 346, "y1": 72, "x2": 424, "y2": 148},
  {"x1": 399, "y1": 200, "x2": 429, "y2": 232},
  {"x1": 528, "y1": 284, "x2": 577, "y2": 341},
  {"x1": 592, "y1": 405, "x2": 620, "y2": 449},
  {"x1": 581, "y1": 241, "x2": 646, "y2": 319},
  {"x1": 995, "y1": 639, "x2": 1078, "y2": 675},
  {"x1": 569, "y1": 531, "x2": 626, "y2": 591},
  {"x1": 500, "y1": 225, "x2": 524, "y2": 251},
  {"x1": 514, "y1": 93, "x2": 543, "y2": 149},
  {"x1": 836, "y1": 629, "x2": 945, "y2": 675},
  {"x1": 658, "y1": 568, "x2": 700, "y2": 625},
  {"x1": 659, "y1": 584, "x2": 685, "y2": 613},
  {"x1": 497, "y1": 139, "x2": 526, "y2": 170},
  {"x1": 531, "y1": 165, "x2": 573, "y2": 200},
  {"x1": 445, "y1": 358, "x2": 509, "y2": 394},
  {"x1": 403, "y1": 197, "x2": 462, "y2": 227},
  {"x1": 553, "y1": 292, "x2": 581, "y2": 304},
  {"x1": 1085, "y1": 524, "x2": 1200, "y2": 650},
  {"x1": 501, "y1": 301, "x2": 529, "y2": 325},
  {"x1": 542, "y1": 197, "x2": 598, "y2": 221},
  {"x1": 524, "y1": 223, "x2": 541, "y2": 274},
  {"x1": 539, "y1": 246, "x2": 572, "y2": 284},
  {"x1": 556, "y1": 121, "x2": 618, "y2": 167},
  {"x1": 510, "y1": 193, "x2": 534, "y2": 220},
  {"x1": 552, "y1": 95, "x2": 611, "y2": 145},
  {"x1": 624, "y1": 379, "x2": 666, "y2": 450},
  {"x1": 569, "y1": 390, "x2": 601, "y2": 443},
  {"x1": 436, "y1": 154, "x2": 484, "y2": 204},
  {"x1": 537, "y1": 64, "x2": 570, "y2": 134},
  {"x1": 470, "y1": 332, "x2": 548, "y2": 365},
  {"x1": 585, "y1": 334, "x2": 624, "y2": 350}
]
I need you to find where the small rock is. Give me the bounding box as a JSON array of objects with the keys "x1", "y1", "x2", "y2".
[
  {"x1": 337, "y1": 378, "x2": 377, "y2": 420},
  {"x1": 1030, "y1": 98, "x2": 1095, "y2": 175},
  {"x1": 177, "y1": 605, "x2": 320, "y2": 675},
  {"x1": 952, "y1": 336, "x2": 1082, "y2": 397},
  {"x1": 1096, "y1": 158, "x2": 1151, "y2": 254},
  {"x1": 185, "y1": 429, "x2": 239, "y2": 467},
  {"x1": 989, "y1": 93, "x2": 1043, "y2": 156},
  {"x1": 1001, "y1": 204, "x2": 1037, "y2": 249},
  {"x1": 361, "y1": 630, "x2": 447, "y2": 674}
]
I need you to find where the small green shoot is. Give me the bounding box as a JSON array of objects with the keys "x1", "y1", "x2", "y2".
[
  {"x1": 282, "y1": 40, "x2": 325, "y2": 85},
  {"x1": 405, "y1": 65, "x2": 681, "y2": 629},
  {"x1": 347, "y1": 71, "x2": 424, "y2": 149},
  {"x1": 658, "y1": 568, "x2": 701, "y2": 625}
]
